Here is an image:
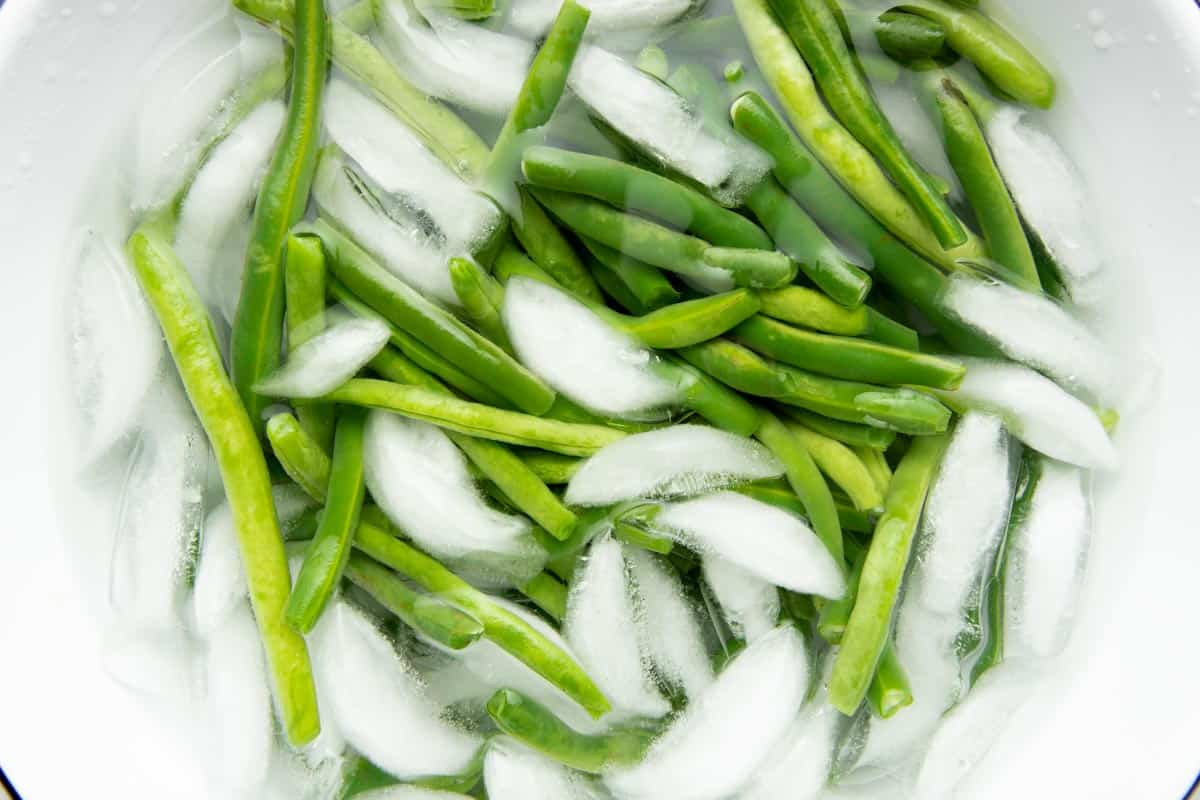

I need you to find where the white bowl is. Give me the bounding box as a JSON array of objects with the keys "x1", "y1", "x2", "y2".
[{"x1": 0, "y1": 1, "x2": 1198, "y2": 797}]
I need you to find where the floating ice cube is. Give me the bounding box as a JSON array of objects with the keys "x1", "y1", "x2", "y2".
[
  {"x1": 913, "y1": 662, "x2": 1035, "y2": 800},
  {"x1": 363, "y1": 410, "x2": 547, "y2": 588},
  {"x1": 506, "y1": 0, "x2": 694, "y2": 37},
  {"x1": 503, "y1": 278, "x2": 681, "y2": 419},
  {"x1": 376, "y1": 0, "x2": 533, "y2": 116},
  {"x1": 740, "y1": 703, "x2": 838, "y2": 800},
  {"x1": 255, "y1": 317, "x2": 390, "y2": 398},
  {"x1": 313, "y1": 151, "x2": 460, "y2": 306},
  {"x1": 565, "y1": 425, "x2": 783, "y2": 507},
  {"x1": 68, "y1": 229, "x2": 163, "y2": 463},
  {"x1": 485, "y1": 738, "x2": 605, "y2": 800},
  {"x1": 204, "y1": 603, "x2": 272, "y2": 798},
  {"x1": 654, "y1": 492, "x2": 846, "y2": 599},
  {"x1": 987, "y1": 108, "x2": 1104, "y2": 304},
  {"x1": 940, "y1": 275, "x2": 1112, "y2": 400},
  {"x1": 701, "y1": 554, "x2": 780, "y2": 643},
  {"x1": 604, "y1": 625, "x2": 808, "y2": 800},
  {"x1": 109, "y1": 378, "x2": 208, "y2": 631},
  {"x1": 569, "y1": 46, "x2": 771, "y2": 206},
  {"x1": 626, "y1": 547, "x2": 714, "y2": 698},
  {"x1": 940, "y1": 358, "x2": 1116, "y2": 470},
  {"x1": 175, "y1": 100, "x2": 285, "y2": 309},
  {"x1": 566, "y1": 535, "x2": 671, "y2": 720},
  {"x1": 1004, "y1": 459, "x2": 1092, "y2": 659},
  {"x1": 323, "y1": 79, "x2": 502, "y2": 254},
  {"x1": 310, "y1": 600, "x2": 482, "y2": 780},
  {"x1": 911, "y1": 413, "x2": 1014, "y2": 617}
]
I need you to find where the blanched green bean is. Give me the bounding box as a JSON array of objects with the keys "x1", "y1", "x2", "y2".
[
  {"x1": 757, "y1": 286, "x2": 871, "y2": 336},
  {"x1": 267, "y1": 411, "x2": 332, "y2": 503},
  {"x1": 518, "y1": 572, "x2": 569, "y2": 622},
  {"x1": 355, "y1": 522, "x2": 611, "y2": 717},
  {"x1": 867, "y1": 640, "x2": 913, "y2": 719},
  {"x1": 735, "y1": 479, "x2": 877, "y2": 535},
  {"x1": 518, "y1": 451, "x2": 583, "y2": 485},
  {"x1": 448, "y1": 257, "x2": 513, "y2": 352},
  {"x1": 606, "y1": 291, "x2": 763, "y2": 349},
  {"x1": 786, "y1": 421, "x2": 885, "y2": 512},
  {"x1": 285, "y1": 234, "x2": 337, "y2": 451},
  {"x1": 818, "y1": 547, "x2": 866, "y2": 644},
  {"x1": 578, "y1": 236, "x2": 680, "y2": 313},
  {"x1": 856, "y1": 445, "x2": 894, "y2": 496},
  {"x1": 866, "y1": 307, "x2": 921, "y2": 351},
  {"x1": 830, "y1": 432, "x2": 949, "y2": 714},
  {"x1": 671, "y1": 358, "x2": 765, "y2": 437},
  {"x1": 782, "y1": 408, "x2": 897, "y2": 451}
]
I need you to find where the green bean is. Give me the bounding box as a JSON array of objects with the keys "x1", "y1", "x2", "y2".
[
  {"x1": 486, "y1": 689, "x2": 655, "y2": 772},
  {"x1": 332, "y1": 281, "x2": 511, "y2": 408},
  {"x1": 284, "y1": 234, "x2": 337, "y2": 451},
  {"x1": 354, "y1": 522, "x2": 611, "y2": 717},
  {"x1": 338, "y1": 754, "x2": 480, "y2": 798},
  {"x1": 729, "y1": 91, "x2": 999, "y2": 357},
  {"x1": 743, "y1": 179, "x2": 872, "y2": 308},
  {"x1": 818, "y1": 547, "x2": 865, "y2": 644},
  {"x1": 126, "y1": 220, "x2": 319, "y2": 745},
  {"x1": 921, "y1": 70, "x2": 1040, "y2": 288},
  {"x1": 267, "y1": 411, "x2": 332, "y2": 503},
  {"x1": 521, "y1": 146, "x2": 773, "y2": 251},
  {"x1": 767, "y1": 0, "x2": 967, "y2": 249},
  {"x1": 231, "y1": 0, "x2": 328, "y2": 435},
  {"x1": 755, "y1": 412, "x2": 844, "y2": 566},
  {"x1": 856, "y1": 445, "x2": 894, "y2": 496},
  {"x1": 517, "y1": 572, "x2": 569, "y2": 622},
  {"x1": 786, "y1": 421, "x2": 885, "y2": 512},
  {"x1": 730, "y1": 0, "x2": 987, "y2": 272},
  {"x1": 285, "y1": 408, "x2": 366, "y2": 633},
  {"x1": 423, "y1": 0, "x2": 495, "y2": 21},
  {"x1": 781, "y1": 409, "x2": 897, "y2": 452},
  {"x1": 867, "y1": 640, "x2": 913, "y2": 719},
  {"x1": 345, "y1": 552, "x2": 484, "y2": 650},
  {"x1": 613, "y1": 521, "x2": 676, "y2": 555},
  {"x1": 671, "y1": 358, "x2": 765, "y2": 437},
  {"x1": 866, "y1": 307, "x2": 920, "y2": 351},
  {"x1": 578, "y1": 236, "x2": 681, "y2": 313},
  {"x1": 308, "y1": 220, "x2": 555, "y2": 414},
  {"x1": 846, "y1": 8, "x2": 948, "y2": 64},
  {"x1": 735, "y1": 479, "x2": 877, "y2": 535},
  {"x1": 608, "y1": 290, "x2": 763, "y2": 349},
  {"x1": 733, "y1": 316, "x2": 966, "y2": 389},
  {"x1": 493, "y1": 241, "x2": 561, "y2": 288},
  {"x1": 448, "y1": 257, "x2": 513, "y2": 352},
  {"x1": 896, "y1": 0, "x2": 1055, "y2": 108},
  {"x1": 701, "y1": 247, "x2": 798, "y2": 289},
  {"x1": 518, "y1": 451, "x2": 583, "y2": 485},
  {"x1": 535, "y1": 188, "x2": 794, "y2": 290},
  {"x1": 830, "y1": 432, "x2": 949, "y2": 714},
  {"x1": 325, "y1": 379, "x2": 625, "y2": 457},
  {"x1": 757, "y1": 286, "x2": 871, "y2": 336}
]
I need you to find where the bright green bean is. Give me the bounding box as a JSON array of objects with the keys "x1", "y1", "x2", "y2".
[
  {"x1": 830, "y1": 432, "x2": 949, "y2": 714},
  {"x1": 355, "y1": 522, "x2": 611, "y2": 717},
  {"x1": 735, "y1": 479, "x2": 877, "y2": 535},
  {"x1": 286, "y1": 409, "x2": 367, "y2": 633},
  {"x1": 672, "y1": 358, "x2": 765, "y2": 437},
  {"x1": 782, "y1": 409, "x2": 897, "y2": 451},
  {"x1": 730, "y1": 0, "x2": 987, "y2": 272},
  {"x1": 521, "y1": 146, "x2": 773, "y2": 250},
  {"x1": 867, "y1": 640, "x2": 913, "y2": 719},
  {"x1": 518, "y1": 572, "x2": 569, "y2": 622},
  {"x1": 486, "y1": 689, "x2": 655, "y2": 773},
  {"x1": 896, "y1": 0, "x2": 1055, "y2": 108},
  {"x1": 512, "y1": 192, "x2": 602, "y2": 301},
  {"x1": 743, "y1": 179, "x2": 872, "y2": 308},
  {"x1": 818, "y1": 547, "x2": 865, "y2": 644},
  {"x1": 729, "y1": 91, "x2": 1000, "y2": 356},
  {"x1": 308, "y1": 220, "x2": 555, "y2": 414},
  {"x1": 755, "y1": 412, "x2": 844, "y2": 566},
  {"x1": 127, "y1": 220, "x2": 319, "y2": 746},
  {"x1": 856, "y1": 445, "x2": 894, "y2": 496},
  {"x1": 613, "y1": 521, "x2": 676, "y2": 555},
  {"x1": 518, "y1": 451, "x2": 582, "y2": 485},
  {"x1": 701, "y1": 246, "x2": 798, "y2": 289},
  {"x1": 757, "y1": 286, "x2": 871, "y2": 336},
  {"x1": 324, "y1": 379, "x2": 626, "y2": 457},
  {"x1": 345, "y1": 552, "x2": 485, "y2": 650},
  {"x1": 786, "y1": 421, "x2": 884, "y2": 512},
  {"x1": 733, "y1": 316, "x2": 966, "y2": 389},
  {"x1": 448, "y1": 257, "x2": 513, "y2": 352},
  {"x1": 767, "y1": 0, "x2": 966, "y2": 248},
  {"x1": 231, "y1": 0, "x2": 327, "y2": 436},
  {"x1": 266, "y1": 411, "x2": 332, "y2": 503},
  {"x1": 284, "y1": 233, "x2": 337, "y2": 451},
  {"x1": 578, "y1": 236, "x2": 680, "y2": 313},
  {"x1": 608, "y1": 290, "x2": 762, "y2": 349},
  {"x1": 866, "y1": 307, "x2": 921, "y2": 351}
]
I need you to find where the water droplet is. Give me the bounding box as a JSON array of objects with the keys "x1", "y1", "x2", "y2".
[
  {"x1": 1093, "y1": 30, "x2": 1115, "y2": 50},
  {"x1": 99, "y1": 2, "x2": 117, "y2": 17},
  {"x1": 1087, "y1": 8, "x2": 1107, "y2": 27}
]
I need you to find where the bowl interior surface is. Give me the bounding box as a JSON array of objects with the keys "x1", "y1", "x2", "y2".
[{"x1": 0, "y1": 1, "x2": 1198, "y2": 797}]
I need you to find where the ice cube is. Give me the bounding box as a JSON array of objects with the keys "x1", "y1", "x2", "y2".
[
  {"x1": 485, "y1": 737, "x2": 605, "y2": 800},
  {"x1": 363, "y1": 410, "x2": 547, "y2": 588},
  {"x1": 204, "y1": 603, "x2": 272, "y2": 798},
  {"x1": 701, "y1": 554, "x2": 780, "y2": 643},
  {"x1": 566, "y1": 535, "x2": 671, "y2": 720},
  {"x1": 987, "y1": 108, "x2": 1104, "y2": 304},
  {"x1": 1004, "y1": 459, "x2": 1092, "y2": 659},
  {"x1": 68, "y1": 228, "x2": 163, "y2": 463},
  {"x1": 604, "y1": 625, "x2": 808, "y2": 800},
  {"x1": 941, "y1": 358, "x2": 1116, "y2": 470},
  {"x1": 626, "y1": 547, "x2": 714, "y2": 698},
  {"x1": 376, "y1": 0, "x2": 533, "y2": 117},
  {"x1": 654, "y1": 492, "x2": 846, "y2": 599},
  {"x1": 323, "y1": 78, "x2": 501, "y2": 254},
  {"x1": 913, "y1": 662, "x2": 1035, "y2": 800},
  {"x1": 565, "y1": 425, "x2": 783, "y2": 507},
  {"x1": 911, "y1": 412, "x2": 1014, "y2": 617},
  {"x1": 503, "y1": 278, "x2": 682, "y2": 419},
  {"x1": 506, "y1": 0, "x2": 694, "y2": 37},
  {"x1": 255, "y1": 317, "x2": 390, "y2": 398},
  {"x1": 175, "y1": 100, "x2": 285, "y2": 309},
  {"x1": 740, "y1": 703, "x2": 838, "y2": 800},
  {"x1": 940, "y1": 275, "x2": 1112, "y2": 400},
  {"x1": 356, "y1": 786, "x2": 474, "y2": 799},
  {"x1": 101, "y1": 625, "x2": 200, "y2": 699},
  {"x1": 310, "y1": 600, "x2": 482, "y2": 780},
  {"x1": 109, "y1": 378, "x2": 208, "y2": 631}
]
